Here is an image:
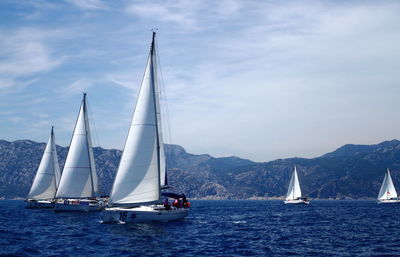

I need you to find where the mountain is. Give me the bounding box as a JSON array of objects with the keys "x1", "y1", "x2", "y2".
[
  {"x1": 1, "y1": 139, "x2": 400, "y2": 200},
  {"x1": 0, "y1": 139, "x2": 254, "y2": 199},
  {"x1": 217, "y1": 140, "x2": 400, "y2": 199}
]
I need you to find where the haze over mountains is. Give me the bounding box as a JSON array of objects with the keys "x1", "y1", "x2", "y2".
[{"x1": 1, "y1": 139, "x2": 400, "y2": 200}]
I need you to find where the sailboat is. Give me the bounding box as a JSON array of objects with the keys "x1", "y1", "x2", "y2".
[
  {"x1": 54, "y1": 93, "x2": 105, "y2": 211},
  {"x1": 377, "y1": 168, "x2": 400, "y2": 204},
  {"x1": 284, "y1": 166, "x2": 309, "y2": 204},
  {"x1": 26, "y1": 127, "x2": 61, "y2": 208},
  {"x1": 102, "y1": 32, "x2": 189, "y2": 223}
]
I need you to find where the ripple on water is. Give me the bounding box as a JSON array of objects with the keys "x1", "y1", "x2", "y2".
[{"x1": 1, "y1": 200, "x2": 400, "y2": 256}]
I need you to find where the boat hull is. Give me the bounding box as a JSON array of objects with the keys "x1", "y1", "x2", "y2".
[
  {"x1": 101, "y1": 205, "x2": 189, "y2": 223},
  {"x1": 284, "y1": 199, "x2": 309, "y2": 204},
  {"x1": 377, "y1": 199, "x2": 400, "y2": 204},
  {"x1": 26, "y1": 200, "x2": 54, "y2": 209},
  {"x1": 54, "y1": 199, "x2": 105, "y2": 212}
]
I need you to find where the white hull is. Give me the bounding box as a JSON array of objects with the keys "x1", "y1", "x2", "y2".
[
  {"x1": 284, "y1": 199, "x2": 309, "y2": 204},
  {"x1": 26, "y1": 200, "x2": 54, "y2": 209},
  {"x1": 101, "y1": 205, "x2": 189, "y2": 223},
  {"x1": 54, "y1": 199, "x2": 105, "y2": 212},
  {"x1": 378, "y1": 199, "x2": 400, "y2": 204}
]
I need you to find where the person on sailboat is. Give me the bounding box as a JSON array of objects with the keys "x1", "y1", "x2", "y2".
[{"x1": 163, "y1": 198, "x2": 171, "y2": 210}]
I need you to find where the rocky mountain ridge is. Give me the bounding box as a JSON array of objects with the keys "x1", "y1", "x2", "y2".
[{"x1": 1, "y1": 139, "x2": 400, "y2": 199}]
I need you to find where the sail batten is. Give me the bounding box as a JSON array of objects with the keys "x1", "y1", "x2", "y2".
[
  {"x1": 55, "y1": 95, "x2": 97, "y2": 199},
  {"x1": 27, "y1": 127, "x2": 61, "y2": 200},
  {"x1": 110, "y1": 33, "x2": 162, "y2": 207}
]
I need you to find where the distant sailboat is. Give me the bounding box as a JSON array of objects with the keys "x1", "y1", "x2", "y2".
[
  {"x1": 102, "y1": 32, "x2": 189, "y2": 223},
  {"x1": 284, "y1": 166, "x2": 309, "y2": 204},
  {"x1": 54, "y1": 93, "x2": 105, "y2": 211},
  {"x1": 26, "y1": 127, "x2": 61, "y2": 208},
  {"x1": 377, "y1": 168, "x2": 400, "y2": 204}
]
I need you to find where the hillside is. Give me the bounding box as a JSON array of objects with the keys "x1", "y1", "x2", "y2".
[{"x1": 1, "y1": 139, "x2": 400, "y2": 199}]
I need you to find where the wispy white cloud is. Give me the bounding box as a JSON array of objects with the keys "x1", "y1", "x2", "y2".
[
  {"x1": 0, "y1": 78, "x2": 15, "y2": 89},
  {"x1": 0, "y1": 27, "x2": 65, "y2": 89},
  {"x1": 105, "y1": 73, "x2": 135, "y2": 91},
  {"x1": 61, "y1": 79, "x2": 94, "y2": 95},
  {"x1": 32, "y1": 119, "x2": 51, "y2": 128},
  {"x1": 8, "y1": 116, "x2": 24, "y2": 123},
  {"x1": 125, "y1": 0, "x2": 207, "y2": 30},
  {"x1": 1, "y1": 0, "x2": 400, "y2": 161},
  {"x1": 150, "y1": 0, "x2": 400, "y2": 160},
  {"x1": 65, "y1": 0, "x2": 107, "y2": 10}
]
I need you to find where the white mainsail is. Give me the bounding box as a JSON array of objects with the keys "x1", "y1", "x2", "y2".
[
  {"x1": 27, "y1": 127, "x2": 61, "y2": 200},
  {"x1": 378, "y1": 169, "x2": 398, "y2": 200},
  {"x1": 286, "y1": 166, "x2": 302, "y2": 201},
  {"x1": 56, "y1": 94, "x2": 98, "y2": 199},
  {"x1": 110, "y1": 33, "x2": 162, "y2": 206}
]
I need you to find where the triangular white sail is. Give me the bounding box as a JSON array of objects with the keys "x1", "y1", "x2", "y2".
[
  {"x1": 27, "y1": 127, "x2": 61, "y2": 200},
  {"x1": 286, "y1": 166, "x2": 302, "y2": 200},
  {"x1": 378, "y1": 169, "x2": 398, "y2": 200},
  {"x1": 110, "y1": 33, "x2": 161, "y2": 206},
  {"x1": 56, "y1": 94, "x2": 98, "y2": 199}
]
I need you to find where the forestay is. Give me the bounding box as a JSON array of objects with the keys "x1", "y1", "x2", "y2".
[
  {"x1": 56, "y1": 95, "x2": 98, "y2": 198},
  {"x1": 27, "y1": 127, "x2": 61, "y2": 200},
  {"x1": 378, "y1": 169, "x2": 398, "y2": 200}
]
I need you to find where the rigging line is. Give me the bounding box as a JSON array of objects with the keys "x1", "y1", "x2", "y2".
[
  {"x1": 86, "y1": 96, "x2": 101, "y2": 148},
  {"x1": 155, "y1": 37, "x2": 175, "y2": 170}
]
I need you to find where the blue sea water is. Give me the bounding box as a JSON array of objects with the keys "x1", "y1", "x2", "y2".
[{"x1": 1, "y1": 200, "x2": 400, "y2": 256}]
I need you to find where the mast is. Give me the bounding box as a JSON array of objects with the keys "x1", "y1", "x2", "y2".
[
  {"x1": 51, "y1": 126, "x2": 57, "y2": 196},
  {"x1": 56, "y1": 93, "x2": 97, "y2": 199},
  {"x1": 286, "y1": 166, "x2": 302, "y2": 200},
  {"x1": 109, "y1": 32, "x2": 162, "y2": 207},
  {"x1": 294, "y1": 166, "x2": 301, "y2": 199},
  {"x1": 27, "y1": 127, "x2": 60, "y2": 200},
  {"x1": 83, "y1": 93, "x2": 96, "y2": 197},
  {"x1": 150, "y1": 32, "x2": 162, "y2": 201}
]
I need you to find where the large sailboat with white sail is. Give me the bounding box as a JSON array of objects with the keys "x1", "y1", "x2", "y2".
[
  {"x1": 102, "y1": 32, "x2": 189, "y2": 223},
  {"x1": 284, "y1": 166, "x2": 309, "y2": 204},
  {"x1": 26, "y1": 127, "x2": 61, "y2": 208},
  {"x1": 377, "y1": 168, "x2": 400, "y2": 204},
  {"x1": 54, "y1": 93, "x2": 105, "y2": 211}
]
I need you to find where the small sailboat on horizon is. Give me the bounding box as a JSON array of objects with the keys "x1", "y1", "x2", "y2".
[
  {"x1": 54, "y1": 93, "x2": 105, "y2": 211},
  {"x1": 284, "y1": 166, "x2": 309, "y2": 204},
  {"x1": 26, "y1": 127, "x2": 61, "y2": 208},
  {"x1": 377, "y1": 168, "x2": 400, "y2": 204},
  {"x1": 101, "y1": 32, "x2": 189, "y2": 223}
]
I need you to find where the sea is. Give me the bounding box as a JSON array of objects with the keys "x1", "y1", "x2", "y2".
[{"x1": 1, "y1": 200, "x2": 400, "y2": 256}]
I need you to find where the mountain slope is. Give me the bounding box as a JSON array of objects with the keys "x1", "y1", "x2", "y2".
[{"x1": 1, "y1": 139, "x2": 399, "y2": 199}]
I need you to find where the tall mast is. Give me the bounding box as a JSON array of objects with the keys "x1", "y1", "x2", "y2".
[
  {"x1": 150, "y1": 31, "x2": 162, "y2": 200},
  {"x1": 51, "y1": 126, "x2": 57, "y2": 197},
  {"x1": 83, "y1": 93, "x2": 96, "y2": 197}
]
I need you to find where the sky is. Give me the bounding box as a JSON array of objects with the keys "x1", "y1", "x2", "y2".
[{"x1": 1, "y1": 0, "x2": 400, "y2": 162}]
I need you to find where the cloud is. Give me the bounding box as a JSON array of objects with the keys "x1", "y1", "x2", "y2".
[
  {"x1": 0, "y1": 27, "x2": 65, "y2": 89},
  {"x1": 65, "y1": 0, "x2": 107, "y2": 10},
  {"x1": 0, "y1": 78, "x2": 15, "y2": 89},
  {"x1": 125, "y1": 0, "x2": 210, "y2": 30},
  {"x1": 151, "y1": 1, "x2": 400, "y2": 161},
  {"x1": 105, "y1": 73, "x2": 135, "y2": 90},
  {"x1": 8, "y1": 117, "x2": 24, "y2": 123},
  {"x1": 32, "y1": 119, "x2": 51, "y2": 128},
  {"x1": 1, "y1": 0, "x2": 400, "y2": 161},
  {"x1": 61, "y1": 79, "x2": 94, "y2": 95}
]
